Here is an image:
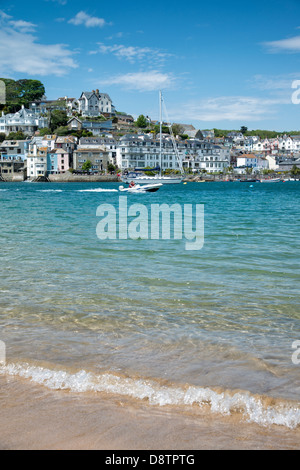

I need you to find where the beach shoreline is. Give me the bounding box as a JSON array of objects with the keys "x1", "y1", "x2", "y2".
[{"x1": 0, "y1": 375, "x2": 299, "y2": 450}]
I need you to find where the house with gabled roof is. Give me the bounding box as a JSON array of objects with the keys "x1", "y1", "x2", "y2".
[{"x1": 78, "y1": 89, "x2": 115, "y2": 117}]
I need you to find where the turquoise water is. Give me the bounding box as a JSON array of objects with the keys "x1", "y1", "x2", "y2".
[{"x1": 1, "y1": 181, "x2": 300, "y2": 427}]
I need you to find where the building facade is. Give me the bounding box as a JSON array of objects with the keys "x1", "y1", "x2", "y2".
[
  {"x1": 117, "y1": 134, "x2": 230, "y2": 173},
  {"x1": 0, "y1": 106, "x2": 48, "y2": 135},
  {"x1": 77, "y1": 90, "x2": 115, "y2": 117},
  {"x1": 73, "y1": 145, "x2": 110, "y2": 172},
  {"x1": 26, "y1": 145, "x2": 48, "y2": 178}
]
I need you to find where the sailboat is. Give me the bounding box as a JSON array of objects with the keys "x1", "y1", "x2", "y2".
[{"x1": 121, "y1": 91, "x2": 183, "y2": 185}]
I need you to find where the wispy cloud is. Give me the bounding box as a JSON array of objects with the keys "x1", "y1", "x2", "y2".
[
  {"x1": 99, "y1": 71, "x2": 176, "y2": 92},
  {"x1": 45, "y1": 0, "x2": 68, "y2": 5},
  {"x1": 68, "y1": 11, "x2": 111, "y2": 28},
  {"x1": 263, "y1": 35, "x2": 300, "y2": 53},
  {"x1": 173, "y1": 96, "x2": 287, "y2": 122},
  {"x1": 89, "y1": 42, "x2": 173, "y2": 65},
  {"x1": 0, "y1": 12, "x2": 77, "y2": 76},
  {"x1": 0, "y1": 10, "x2": 37, "y2": 32},
  {"x1": 9, "y1": 20, "x2": 37, "y2": 33}
]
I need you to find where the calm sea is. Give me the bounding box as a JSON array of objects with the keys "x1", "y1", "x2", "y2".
[{"x1": 0, "y1": 181, "x2": 300, "y2": 429}]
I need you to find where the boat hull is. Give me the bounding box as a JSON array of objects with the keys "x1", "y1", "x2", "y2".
[
  {"x1": 119, "y1": 183, "x2": 162, "y2": 193},
  {"x1": 260, "y1": 178, "x2": 281, "y2": 183}
]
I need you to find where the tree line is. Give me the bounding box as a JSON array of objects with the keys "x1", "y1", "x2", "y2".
[{"x1": 0, "y1": 78, "x2": 45, "y2": 113}]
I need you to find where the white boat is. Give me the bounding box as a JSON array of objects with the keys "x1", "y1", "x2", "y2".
[
  {"x1": 260, "y1": 178, "x2": 281, "y2": 183},
  {"x1": 121, "y1": 91, "x2": 183, "y2": 185},
  {"x1": 121, "y1": 173, "x2": 182, "y2": 185},
  {"x1": 119, "y1": 182, "x2": 162, "y2": 193}
]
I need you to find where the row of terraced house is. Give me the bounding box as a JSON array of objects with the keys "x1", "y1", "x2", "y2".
[{"x1": 1, "y1": 90, "x2": 300, "y2": 180}]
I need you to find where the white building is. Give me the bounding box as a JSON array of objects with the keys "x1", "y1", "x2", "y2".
[
  {"x1": 26, "y1": 144, "x2": 48, "y2": 179},
  {"x1": 0, "y1": 106, "x2": 48, "y2": 136},
  {"x1": 77, "y1": 90, "x2": 115, "y2": 117},
  {"x1": 117, "y1": 134, "x2": 230, "y2": 173},
  {"x1": 236, "y1": 154, "x2": 268, "y2": 171}
]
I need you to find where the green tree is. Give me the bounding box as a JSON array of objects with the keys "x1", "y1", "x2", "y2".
[
  {"x1": 0, "y1": 78, "x2": 45, "y2": 112},
  {"x1": 240, "y1": 126, "x2": 248, "y2": 134},
  {"x1": 291, "y1": 165, "x2": 300, "y2": 176},
  {"x1": 16, "y1": 79, "x2": 45, "y2": 107},
  {"x1": 82, "y1": 160, "x2": 92, "y2": 172},
  {"x1": 50, "y1": 110, "x2": 68, "y2": 132},
  {"x1": 154, "y1": 124, "x2": 170, "y2": 134},
  {"x1": 7, "y1": 131, "x2": 26, "y2": 140},
  {"x1": 0, "y1": 133, "x2": 6, "y2": 143},
  {"x1": 136, "y1": 114, "x2": 147, "y2": 128},
  {"x1": 54, "y1": 126, "x2": 70, "y2": 136},
  {"x1": 107, "y1": 163, "x2": 116, "y2": 173},
  {"x1": 39, "y1": 127, "x2": 52, "y2": 136},
  {"x1": 172, "y1": 124, "x2": 184, "y2": 136}
]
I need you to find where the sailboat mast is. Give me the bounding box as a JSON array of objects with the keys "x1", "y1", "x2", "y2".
[{"x1": 159, "y1": 90, "x2": 162, "y2": 177}]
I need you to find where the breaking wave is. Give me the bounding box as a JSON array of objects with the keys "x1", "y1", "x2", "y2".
[
  {"x1": 77, "y1": 188, "x2": 118, "y2": 192},
  {"x1": 1, "y1": 362, "x2": 300, "y2": 429}
]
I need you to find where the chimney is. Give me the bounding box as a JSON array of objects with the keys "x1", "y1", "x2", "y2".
[{"x1": 96, "y1": 89, "x2": 99, "y2": 97}]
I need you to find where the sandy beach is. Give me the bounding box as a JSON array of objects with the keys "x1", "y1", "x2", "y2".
[{"x1": 0, "y1": 374, "x2": 299, "y2": 450}]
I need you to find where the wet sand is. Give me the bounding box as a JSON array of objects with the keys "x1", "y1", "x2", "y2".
[{"x1": 0, "y1": 375, "x2": 299, "y2": 450}]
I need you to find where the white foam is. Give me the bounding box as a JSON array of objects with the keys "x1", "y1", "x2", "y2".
[
  {"x1": 1, "y1": 363, "x2": 300, "y2": 429},
  {"x1": 77, "y1": 189, "x2": 118, "y2": 192},
  {"x1": 38, "y1": 189, "x2": 63, "y2": 192}
]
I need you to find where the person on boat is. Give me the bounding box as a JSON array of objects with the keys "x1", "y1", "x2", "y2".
[{"x1": 129, "y1": 181, "x2": 135, "y2": 188}]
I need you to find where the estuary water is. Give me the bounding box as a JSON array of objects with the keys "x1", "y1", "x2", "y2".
[{"x1": 0, "y1": 181, "x2": 300, "y2": 443}]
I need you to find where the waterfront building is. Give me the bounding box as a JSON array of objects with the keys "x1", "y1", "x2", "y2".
[
  {"x1": 47, "y1": 148, "x2": 70, "y2": 174},
  {"x1": 79, "y1": 137, "x2": 117, "y2": 167},
  {"x1": 0, "y1": 155, "x2": 25, "y2": 179},
  {"x1": 116, "y1": 134, "x2": 230, "y2": 173},
  {"x1": 26, "y1": 144, "x2": 48, "y2": 178},
  {"x1": 236, "y1": 154, "x2": 268, "y2": 171},
  {"x1": 116, "y1": 133, "x2": 183, "y2": 171},
  {"x1": 73, "y1": 144, "x2": 110, "y2": 172}
]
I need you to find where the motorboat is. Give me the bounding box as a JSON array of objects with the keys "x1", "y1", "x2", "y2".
[{"x1": 119, "y1": 182, "x2": 162, "y2": 193}]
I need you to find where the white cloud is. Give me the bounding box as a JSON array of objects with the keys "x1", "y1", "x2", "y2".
[
  {"x1": 9, "y1": 20, "x2": 37, "y2": 33},
  {"x1": 90, "y1": 42, "x2": 173, "y2": 65},
  {"x1": 175, "y1": 96, "x2": 286, "y2": 122},
  {"x1": 263, "y1": 35, "x2": 300, "y2": 53},
  {"x1": 99, "y1": 71, "x2": 175, "y2": 92},
  {"x1": 0, "y1": 15, "x2": 77, "y2": 76},
  {"x1": 0, "y1": 10, "x2": 11, "y2": 20},
  {"x1": 68, "y1": 11, "x2": 111, "y2": 28}
]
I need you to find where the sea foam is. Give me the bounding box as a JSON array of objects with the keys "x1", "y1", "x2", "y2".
[{"x1": 1, "y1": 362, "x2": 300, "y2": 429}]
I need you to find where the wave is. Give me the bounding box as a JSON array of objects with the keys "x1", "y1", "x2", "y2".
[
  {"x1": 1, "y1": 362, "x2": 300, "y2": 429},
  {"x1": 77, "y1": 189, "x2": 118, "y2": 192},
  {"x1": 37, "y1": 189, "x2": 63, "y2": 192}
]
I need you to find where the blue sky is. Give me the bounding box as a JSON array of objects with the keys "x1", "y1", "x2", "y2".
[{"x1": 1, "y1": 0, "x2": 300, "y2": 131}]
